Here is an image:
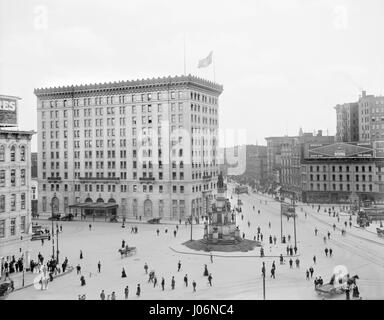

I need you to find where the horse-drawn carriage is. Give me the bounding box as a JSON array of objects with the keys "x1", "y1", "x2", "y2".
[
  {"x1": 147, "y1": 217, "x2": 161, "y2": 224},
  {"x1": 0, "y1": 281, "x2": 14, "y2": 300},
  {"x1": 377, "y1": 227, "x2": 384, "y2": 238},
  {"x1": 118, "y1": 245, "x2": 137, "y2": 258},
  {"x1": 315, "y1": 273, "x2": 359, "y2": 297}
]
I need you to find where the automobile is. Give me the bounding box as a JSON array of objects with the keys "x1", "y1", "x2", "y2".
[{"x1": 31, "y1": 229, "x2": 51, "y2": 241}]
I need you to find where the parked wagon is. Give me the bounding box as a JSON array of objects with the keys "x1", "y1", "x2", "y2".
[
  {"x1": 0, "y1": 282, "x2": 14, "y2": 300},
  {"x1": 147, "y1": 217, "x2": 162, "y2": 224},
  {"x1": 118, "y1": 246, "x2": 137, "y2": 258}
]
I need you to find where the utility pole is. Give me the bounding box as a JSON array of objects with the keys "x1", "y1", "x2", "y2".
[
  {"x1": 190, "y1": 214, "x2": 193, "y2": 241},
  {"x1": 56, "y1": 223, "x2": 60, "y2": 264},
  {"x1": 51, "y1": 200, "x2": 55, "y2": 260},
  {"x1": 262, "y1": 262, "x2": 266, "y2": 300},
  {"x1": 280, "y1": 198, "x2": 283, "y2": 243},
  {"x1": 293, "y1": 195, "x2": 297, "y2": 249}
]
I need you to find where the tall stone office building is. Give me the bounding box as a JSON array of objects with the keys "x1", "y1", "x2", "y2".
[{"x1": 34, "y1": 75, "x2": 223, "y2": 221}]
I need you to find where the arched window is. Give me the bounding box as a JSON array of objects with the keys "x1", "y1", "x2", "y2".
[
  {"x1": 10, "y1": 145, "x2": 16, "y2": 162},
  {"x1": 0, "y1": 145, "x2": 4, "y2": 162},
  {"x1": 20, "y1": 146, "x2": 25, "y2": 161}
]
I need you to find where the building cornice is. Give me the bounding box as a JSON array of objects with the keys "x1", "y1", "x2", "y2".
[{"x1": 34, "y1": 74, "x2": 223, "y2": 99}]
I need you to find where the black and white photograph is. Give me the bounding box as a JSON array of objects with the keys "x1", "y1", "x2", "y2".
[{"x1": 1, "y1": 0, "x2": 384, "y2": 308}]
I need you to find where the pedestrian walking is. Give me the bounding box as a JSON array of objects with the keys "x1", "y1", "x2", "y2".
[
  {"x1": 309, "y1": 267, "x2": 314, "y2": 278},
  {"x1": 136, "y1": 284, "x2": 141, "y2": 297},
  {"x1": 203, "y1": 264, "x2": 209, "y2": 276},
  {"x1": 122, "y1": 239, "x2": 125, "y2": 248},
  {"x1": 80, "y1": 250, "x2": 83, "y2": 259},
  {"x1": 329, "y1": 248, "x2": 333, "y2": 257},
  {"x1": 323, "y1": 236, "x2": 327, "y2": 244},
  {"x1": 153, "y1": 276, "x2": 157, "y2": 287},
  {"x1": 100, "y1": 290, "x2": 105, "y2": 300},
  {"x1": 173, "y1": 230, "x2": 177, "y2": 237},
  {"x1": 184, "y1": 274, "x2": 188, "y2": 287},
  {"x1": 273, "y1": 235, "x2": 277, "y2": 245},
  {"x1": 89, "y1": 224, "x2": 92, "y2": 231},
  {"x1": 315, "y1": 228, "x2": 318, "y2": 236},
  {"x1": 289, "y1": 258, "x2": 293, "y2": 268},
  {"x1": 192, "y1": 280, "x2": 196, "y2": 292},
  {"x1": 294, "y1": 246, "x2": 297, "y2": 254},
  {"x1": 98, "y1": 261, "x2": 101, "y2": 273},
  {"x1": 270, "y1": 267, "x2": 275, "y2": 279},
  {"x1": 260, "y1": 233, "x2": 263, "y2": 241},
  {"x1": 295, "y1": 258, "x2": 300, "y2": 268},
  {"x1": 177, "y1": 260, "x2": 182, "y2": 272},
  {"x1": 306, "y1": 270, "x2": 310, "y2": 280},
  {"x1": 286, "y1": 246, "x2": 289, "y2": 255},
  {"x1": 171, "y1": 276, "x2": 175, "y2": 290},
  {"x1": 242, "y1": 232, "x2": 245, "y2": 239},
  {"x1": 208, "y1": 273, "x2": 213, "y2": 286},
  {"x1": 289, "y1": 246, "x2": 293, "y2": 256},
  {"x1": 156, "y1": 229, "x2": 159, "y2": 236},
  {"x1": 313, "y1": 255, "x2": 316, "y2": 264},
  {"x1": 210, "y1": 253, "x2": 213, "y2": 263},
  {"x1": 76, "y1": 264, "x2": 81, "y2": 275},
  {"x1": 122, "y1": 268, "x2": 127, "y2": 278},
  {"x1": 144, "y1": 262, "x2": 148, "y2": 274},
  {"x1": 124, "y1": 286, "x2": 129, "y2": 299},
  {"x1": 247, "y1": 221, "x2": 250, "y2": 228},
  {"x1": 161, "y1": 277, "x2": 165, "y2": 291},
  {"x1": 111, "y1": 292, "x2": 116, "y2": 300},
  {"x1": 327, "y1": 231, "x2": 331, "y2": 240},
  {"x1": 269, "y1": 222, "x2": 271, "y2": 228}
]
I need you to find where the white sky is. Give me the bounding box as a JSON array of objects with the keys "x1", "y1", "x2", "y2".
[{"x1": 1, "y1": 0, "x2": 384, "y2": 151}]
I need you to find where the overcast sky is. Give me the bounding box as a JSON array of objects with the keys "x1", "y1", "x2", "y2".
[{"x1": 1, "y1": 0, "x2": 384, "y2": 151}]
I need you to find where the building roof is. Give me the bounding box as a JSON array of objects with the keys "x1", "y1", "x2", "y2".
[
  {"x1": 0, "y1": 129, "x2": 35, "y2": 137},
  {"x1": 34, "y1": 74, "x2": 223, "y2": 97}
]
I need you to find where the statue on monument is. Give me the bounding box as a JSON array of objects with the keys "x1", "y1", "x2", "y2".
[{"x1": 217, "y1": 171, "x2": 224, "y2": 189}]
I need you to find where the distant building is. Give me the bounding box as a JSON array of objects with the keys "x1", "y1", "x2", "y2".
[
  {"x1": 335, "y1": 91, "x2": 384, "y2": 143},
  {"x1": 301, "y1": 141, "x2": 384, "y2": 204},
  {"x1": 0, "y1": 129, "x2": 34, "y2": 277},
  {"x1": 31, "y1": 152, "x2": 38, "y2": 217},
  {"x1": 358, "y1": 91, "x2": 384, "y2": 142},
  {"x1": 335, "y1": 102, "x2": 359, "y2": 142},
  {"x1": 280, "y1": 130, "x2": 334, "y2": 201},
  {"x1": 220, "y1": 145, "x2": 267, "y2": 187},
  {"x1": 265, "y1": 136, "x2": 297, "y2": 186}
]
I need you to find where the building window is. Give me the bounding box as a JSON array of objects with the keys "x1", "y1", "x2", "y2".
[
  {"x1": 42, "y1": 196, "x2": 47, "y2": 212},
  {"x1": 21, "y1": 193, "x2": 26, "y2": 209},
  {"x1": 11, "y1": 169, "x2": 16, "y2": 187},
  {"x1": 10, "y1": 218, "x2": 16, "y2": 236},
  {"x1": 0, "y1": 195, "x2": 5, "y2": 212},
  {"x1": 0, "y1": 145, "x2": 4, "y2": 161},
  {"x1": 10, "y1": 145, "x2": 16, "y2": 161},
  {"x1": 0, "y1": 170, "x2": 5, "y2": 187},
  {"x1": 0, "y1": 220, "x2": 5, "y2": 238},
  {"x1": 21, "y1": 169, "x2": 26, "y2": 185},
  {"x1": 20, "y1": 146, "x2": 26, "y2": 161},
  {"x1": 20, "y1": 216, "x2": 26, "y2": 233}
]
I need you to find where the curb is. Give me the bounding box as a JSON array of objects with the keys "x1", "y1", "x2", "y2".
[
  {"x1": 10, "y1": 266, "x2": 74, "y2": 293},
  {"x1": 169, "y1": 246, "x2": 301, "y2": 259}
]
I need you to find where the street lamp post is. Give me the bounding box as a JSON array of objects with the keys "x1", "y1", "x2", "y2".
[
  {"x1": 292, "y1": 194, "x2": 297, "y2": 249},
  {"x1": 262, "y1": 262, "x2": 266, "y2": 300},
  {"x1": 51, "y1": 200, "x2": 55, "y2": 260},
  {"x1": 56, "y1": 223, "x2": 59, "y2": 264}
]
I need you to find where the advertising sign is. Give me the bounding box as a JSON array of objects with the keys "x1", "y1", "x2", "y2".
[{"x1": 0, "y1": 95, "x2": 19, "y2": 127}]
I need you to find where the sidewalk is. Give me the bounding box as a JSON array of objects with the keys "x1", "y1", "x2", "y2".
[
  {"x1": 33, "y1": 217, "x2": 188, "y2": 227},
  {"x1": 2, "y1": 266, "x2": 74, "y2": 293}
]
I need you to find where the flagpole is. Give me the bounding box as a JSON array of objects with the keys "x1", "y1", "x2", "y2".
[{"x1": 183, "y1": 34, "x2": 186, "y2": 75}]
